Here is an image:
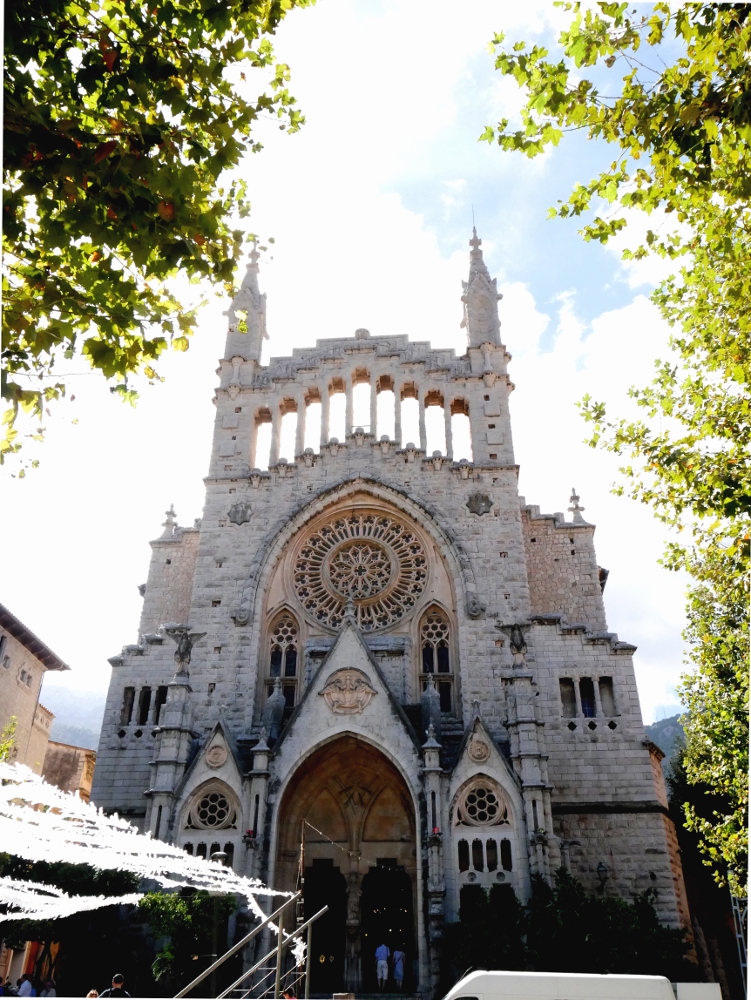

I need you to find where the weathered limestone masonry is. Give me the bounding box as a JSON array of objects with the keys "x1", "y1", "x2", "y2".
[{"x1": 92, "y1": 232, "x2": 691, "y2": 996}]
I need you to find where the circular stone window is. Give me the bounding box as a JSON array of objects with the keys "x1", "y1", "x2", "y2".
[
  {"x1": 187, "y1": 790, "x2": 237, "y2": 830},
  {"x1": 293, "y1": 513, "x2": 427, "y2": 631},
  {"x1": 456, "y1": 783, "x2": 509, "y2": 827}
]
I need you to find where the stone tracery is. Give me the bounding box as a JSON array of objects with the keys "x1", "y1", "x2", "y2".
[{"x1": 293, "y1": 512, "x2": 427, "y2": 631}]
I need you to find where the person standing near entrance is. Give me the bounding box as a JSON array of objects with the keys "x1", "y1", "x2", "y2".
[
  {"x1": 392, "y1": 948, "x2": 405, "y2": 991},
  {"x1": 375, "y1": 943, "x2": 390, "y2": 990}
]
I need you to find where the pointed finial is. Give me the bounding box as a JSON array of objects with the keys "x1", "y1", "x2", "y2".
[
  {"x1": 248, "y1": 237, "x2": 260, "y2": 272},
  {"x1": 423, "y1": 722, "x2": 441, "y2": 749},
  {"x1": 472, "y1": 698, "x2": 481, "y2": 717},
  {"x1": 469, "y1": 227, "x2": 482, "y2": 251},
  {"x1": 256, "y1": 726, "x2": 269, "y2": 751},
  {"x1": 344, "y1": 596, "x2": 357, "y2": 621},
  {"x1": 160, "y1": 504, "x2": 176, "y2": 538},
  {"x1": 568, "y1": 487, "x2": 586, "y2": 523}
]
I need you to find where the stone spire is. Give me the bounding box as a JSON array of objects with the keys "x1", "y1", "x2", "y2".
[
  {"x1": 460, "y1": 228, "x2": 503, "y2": 349},
  {"x1": 223, "y1": 242, "x2": 268, "y2": 363}
]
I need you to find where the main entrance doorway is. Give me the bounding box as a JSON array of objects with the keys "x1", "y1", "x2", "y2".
[{"x1": 275, "y1": 737, "x2": 417, "y2": 993}]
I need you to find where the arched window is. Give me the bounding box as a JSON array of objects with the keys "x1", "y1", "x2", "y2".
[
  {"x1": 420, "y1": 609, "x2": 453, "y2": 712},
  {"x1": 268, "y1": 612, "x2": 299, "y2": 708},
  {"x1": 185, "y1": 786, "x2": 238, "y2": 831},
  {"x1": 452, "y1": 779, "x2": 515, "y2": 895}
]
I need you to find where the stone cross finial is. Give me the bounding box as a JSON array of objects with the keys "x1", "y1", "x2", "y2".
[
  {"x1": 568, "y1": 487, "x2": 586, "y2": 523},
  {"x1": 160, "y1": 504, "x2": 176, "y2": 538}
]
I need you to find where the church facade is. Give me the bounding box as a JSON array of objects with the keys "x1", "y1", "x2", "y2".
[{"x1": 92, "y1": 233, "x2": 690, "y2": 995}]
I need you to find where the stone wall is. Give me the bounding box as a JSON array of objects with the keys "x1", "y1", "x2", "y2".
[
  {"x1": 0, "y1": 629, "x2": 53, "y2": 774},
  {"x1": 138, "y1": 526, "x2": 200, "y2": 637},
  {"x1": 520, "y1": 501, "x2": 607, "y2": 630}
]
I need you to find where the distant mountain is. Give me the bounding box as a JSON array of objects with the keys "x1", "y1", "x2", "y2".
[
  {"x1": 40, "y1": 685, "x2": 106, "y2": 751},
  {"x1": 48, "y1": 723, "x2": 100, "y2": 750},
  {"x1": 645, "y1": 713, "x2": 684, "y2": 768}
]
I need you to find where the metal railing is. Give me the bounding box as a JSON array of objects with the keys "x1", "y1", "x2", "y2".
[
  {"x1": 174, "y1": 892, "x2": 301, "y2": 999},
  {"x1": 218, "y1": 904, "x2": 328, "y2": 1000}
]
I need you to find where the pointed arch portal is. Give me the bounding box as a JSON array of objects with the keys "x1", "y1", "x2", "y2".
[{"x1": 275, "y1": 736, "x2": 417, "y2": 993}]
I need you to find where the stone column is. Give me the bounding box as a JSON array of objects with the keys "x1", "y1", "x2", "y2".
[
  {"x1": 269, "y1": 400, "x2": 281, "y2": 465},
  {"x1": 294, "y1": 395, "x2": 306, "y2": 457},
  {"x1": 417, "y1": 388, "x2": 427, "y2": 452},
  {"x1": 394, "y1": 382, "x2": 402, "y2": 446},
  {"x1": 345, "y1": 376, "x2": 354, "y2": 437},
  {"x1": 246, "y1": 732, "x2": 271, "y2": 880},
  {"x1": 422, "y1": 728, "x2": 445, "y2": 995},
  {"x1": 147, "y1": 671, "x2": 194, "y2": 842},
  {"x1": 593, "y1": 678, "x2": 604, "y2": 718},
  {"x1": 443, "y1": 400, "x2": 453, "y2": 460},
  {"x1": 344, "y1": 866, "x2": 363, "y2": 993},
  {"x1": 369, "y1": 373, "x2": 377, "y2": 437},
  {"x1": 320, "y1": 381, "x2": 330, "y2": 448}
]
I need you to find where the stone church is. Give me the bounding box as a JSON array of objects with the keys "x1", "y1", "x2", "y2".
[{"x1": 92, "y1": 231, "x2": 690, "y2": 994}]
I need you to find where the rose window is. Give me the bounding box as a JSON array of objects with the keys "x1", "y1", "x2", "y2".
[
  {"x1": 329, "y1": 542, "x2": 391, "y2": 599},
  {"x1": 456, "y1": 783, "x2": 509, "y2": 827},
  {"x1": 186, "y1": 789, "x2": 237, "y2": 830},
  {"x1": 293, "y1": 512, "x2": 427, "y2": 631}
]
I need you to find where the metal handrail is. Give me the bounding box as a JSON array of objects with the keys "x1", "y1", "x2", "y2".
[
  {"x1": 217, "y1": 904, "x2": 329, "y2": 999},
  {"x1": 173, "y1": 892, "x2": 301, "y2": 998}
]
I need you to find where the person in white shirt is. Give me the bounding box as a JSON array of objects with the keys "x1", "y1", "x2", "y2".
[{"x1": 17, "y1": 976, "x2": 33, "y2": 997}]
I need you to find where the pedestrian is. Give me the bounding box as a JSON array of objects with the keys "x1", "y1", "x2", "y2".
[
  {"x1": 39, "y1": 982, "x2": 56, "y2": 998},
  {"x1": 392, "y1": 948, "x2": 405, "y2": 991},
  {"x1": 99, "y1": 975, "x2": 130, "y2": 998},
  {"x1": 17, "y1": 976, "x2": 32, "y2": 998},
  {"x1": 375, "y1": 942, "x2": 390, "y2": 991}
]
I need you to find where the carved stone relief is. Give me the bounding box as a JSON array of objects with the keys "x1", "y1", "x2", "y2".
[
  {"x1": 466, "y1": 493, "x2": 493, "y2": 516},
  {"x1": 228, "y1": 501, "x2": 252, "y2": 525},
  {"x1": 319, "y1": 668, "x2": 377, "y2": 715},
  {"x1": 468, "y1": 738, "x2": 491, "y2": 763},
  {"x1": 206, "y1": 744, "x2": 228, "y2": 768}
]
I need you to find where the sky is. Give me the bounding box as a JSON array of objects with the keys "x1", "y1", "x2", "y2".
[{"x1": 3, "y1": 0, "x2": 688, "y2": 725}]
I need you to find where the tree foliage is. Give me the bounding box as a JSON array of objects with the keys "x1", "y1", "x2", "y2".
[
  {"x1": 0, "y1": 716, "x2": 18, "y2": 762},
  {"x1": 483, "y1": 2, "x2": 749, "y2": 893},
  {"x1": 138, "y1": 888, "x2": 236, "y2": 987},
  {"x1": 442, "y1": 871, "x2": 690, "y2": 983},
  {"x1": 2, "y1": 0, "x2": 310, "y2": 469}
]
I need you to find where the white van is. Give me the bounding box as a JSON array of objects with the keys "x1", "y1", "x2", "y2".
[{"x1": 442, "y1": 970, "x2": 720, "y2": 1000}]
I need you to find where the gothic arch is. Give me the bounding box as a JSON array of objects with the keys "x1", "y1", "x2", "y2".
[
  {"x1": 270, "y1": 734, "x2": 419, "y2": 994},
  {"x1": 233, "y1": 476, "x2": 484, "y2": 629},
  {"x1": 415, "y1": 602, "x2": 461, "y2": 716}
]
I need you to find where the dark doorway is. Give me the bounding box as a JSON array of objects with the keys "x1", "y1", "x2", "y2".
[
  {"x1": 360, "y1": 862, "x2": 414, "y2": 991},
  {"x1": 304, "y1": 859, "x2": 347, "y2": 993}
]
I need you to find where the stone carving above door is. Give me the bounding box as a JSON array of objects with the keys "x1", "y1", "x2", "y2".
[
  {"x1": 468, "y1": 738, "x2": 491, "y2": 763},
  {"x1": 319, "y1": 668, "x2": 378, "y2": 715},
  {"x1": 206, "y1": 744, "x2": 228, "y2": 768}
]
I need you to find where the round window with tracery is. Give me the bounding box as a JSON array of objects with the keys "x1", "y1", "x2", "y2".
[
  {"x1": 456, "y1": 782, "x2": 509, "y2": 827},
  {"x1": 186, "y1": 789, "x2": 237, "y2": 830},
  {"x1": 293, "y1": 512, "x2": 427, "y2": 632}
]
